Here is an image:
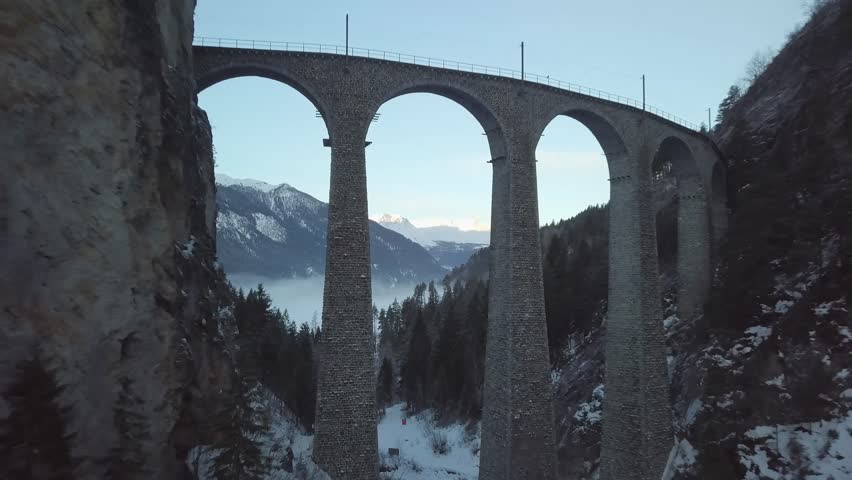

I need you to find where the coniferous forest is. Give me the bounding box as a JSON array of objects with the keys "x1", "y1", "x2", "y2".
[
  {"x1": 216, "y1": 204, "x2": 619, "y2": 439},
  {"x1": 373, "y1": 205, "x2": 613, "y2": 424}
]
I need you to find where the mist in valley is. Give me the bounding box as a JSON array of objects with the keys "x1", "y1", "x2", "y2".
[{"x1": 226, "y1": 273, "x2": 427, "y2": 326}]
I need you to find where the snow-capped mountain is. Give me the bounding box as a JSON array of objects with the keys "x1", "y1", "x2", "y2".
[
  {"x1": 215, "y1": 177, "x2": 447, "y2": 285},
  {"x1": 374, "y1": 214, "x2": 489, "y2": 269},
  {"x1": 375, "y1": 214, "x2": 490, "y2": 247},
  {"x1": 216, "y1": 173, "x2": 279, "y2": 192}
]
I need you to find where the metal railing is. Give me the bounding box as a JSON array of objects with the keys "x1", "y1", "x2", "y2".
[{"x1": 193, "y1": 36, "x2": 700, "y2": 131}]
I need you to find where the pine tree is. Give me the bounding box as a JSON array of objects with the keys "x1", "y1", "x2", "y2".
[
  {"x1": 0, "y1": 353, "x2": 77, "y2": 480},
  {"x1": 211, "y1": 379, "x2": 269, "y2": 480},
  {"x1": 104, "y1": 376, "x2": 152, "y2": 478},
  {"x1": 544, "y1": 235, "x2": 572, "y2": 361},
  {"x1": 430, "y1": 296, "x2": 465, "y2": 416},
  {"x1": 211, "y1": 285, "x2": 278, "y2": 479},
  {"x1": 715, "y1": 84, "x2": 742, "y2": 127},
  {"x1": 463, "y1": 281, "x2": 489, "y2": 419},
  {"x1": 377, "y1": 357, "x2": 394, "y2": 407},
  {"x1": 400, "y1": 312, "x2": 431, "y2": 411},
  {"x1": 386, "y1": 299, "x2": 403, "y2": 353},
  {"x1": 292, "y1": 323, "x2": 317, "y2": 429}
]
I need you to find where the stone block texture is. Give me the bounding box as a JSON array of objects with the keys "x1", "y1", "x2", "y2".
[
  {"x1": 193, "y1": 46, "x2": 724, "y2": 479},
  {"x1": 312, "y1": 118, "x2": 378, "y2": 478},
  {"x1": 481, "y1": 156, "x2": 513, "y2": 479},
  {"x1": 677, "y1": 175, "x2": 712, "y2": 320},
  {"x1": 599, "y1": 136, "x2": 673, "y2": 480}
]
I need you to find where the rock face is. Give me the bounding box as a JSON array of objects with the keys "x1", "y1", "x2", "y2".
[
  {"x1": 0, "y1": 2, "x2": 226, "y2": 478},
  {"x1": 685, "y1": 2, "x2": 852, "y2": 477}
]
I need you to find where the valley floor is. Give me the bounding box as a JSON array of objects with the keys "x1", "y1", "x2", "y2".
[
  {"x1": 378, "y1": 404, "x2": 480, "y2": 479},
  {"x1": 188, "y1": 397, "x2": 481, "y2": 479}
]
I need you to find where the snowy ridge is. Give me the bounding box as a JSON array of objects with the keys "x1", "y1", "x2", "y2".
[
  {"x1": 375, "y1": 214, "x2": 438, "y2": 247},
  {"x1": 374, "y1": 213, "x2": 490, "y2": 248},
  {"x1": 265, "y1": 184, "x2": 324, "y2": 217},
  {"x1": 216, "y1": 173, "x2": 279, "y2": 192},
  {"x1": 215, "y1": 179, "x2": 447, "y2": 283}
]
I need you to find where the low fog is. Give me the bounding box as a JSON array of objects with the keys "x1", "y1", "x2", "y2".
[{"x1": 226, "y1": 273, "x2": 426, "y2": 326}]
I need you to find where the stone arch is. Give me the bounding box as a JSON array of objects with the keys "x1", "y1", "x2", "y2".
[
  {"x1": 367, "y1": 82, "x2": 508, "y2": 160},
  {"x1": 652, "y1": 135, "x2": 700, "y2": 181},
  {"x1": 534, "y1": 108, "x2": 629, "y2": 176},
  {"x1": 652, "y1": 136, "x2": 710, "y2": 320},
  {"x1": 195, "y1": 63, "x2": 332, "y2": 134}
]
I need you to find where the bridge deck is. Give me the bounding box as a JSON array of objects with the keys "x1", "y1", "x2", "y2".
[{"x1": 193, "y1": 37, "x2": 700, "y2": 133}]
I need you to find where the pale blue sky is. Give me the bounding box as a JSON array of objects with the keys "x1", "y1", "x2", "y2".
[{"x1": 197, "y1": 0, "x2": 808, "y2": 229}]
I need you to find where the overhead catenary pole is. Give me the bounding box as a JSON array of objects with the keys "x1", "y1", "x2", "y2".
[
  {"x1": 345, "y1": 14, "x2": 349, "y2": 56},
  {"x1": 708, "y1": 108, "x2": 712, "y2": 131},
  {"x1": 642, "y1": 74, "x2": 646, "y2": 112},
  {"x1": 521, "y1": 41, "x2": 525, "y2": 80}
]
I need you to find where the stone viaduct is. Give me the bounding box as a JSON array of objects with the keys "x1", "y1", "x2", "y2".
[{"x1": 193, "y1": 42, "x2": 726, "y2": 480}]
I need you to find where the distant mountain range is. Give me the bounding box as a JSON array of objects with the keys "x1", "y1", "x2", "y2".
[
  {"x1": 215, "y1": 175, "x2": 447, "y2": 285},
  {"x1": 374, "y1": 214, "x2": 488, "y2": 269},
  {"x1": 373, "y1": 214, "x2": 490, "y2": 247}
]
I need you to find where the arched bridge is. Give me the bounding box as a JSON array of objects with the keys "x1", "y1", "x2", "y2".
[{"x1": 193, "y1": 38, "x2": 727, "y2": 480}]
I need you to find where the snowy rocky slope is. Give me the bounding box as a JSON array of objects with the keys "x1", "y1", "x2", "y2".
[
  {"x1": 553, "y1": 2, "x2": 852, "y2": 478},
  {"x1": 187, "y1": 388, "x2": 332, "y2": 480},
  {"x1": 215, "y1": 176, "x2": 447, "y2": 285},
  {"x1": 188, "y1": 394, "x2": 481, "y2": 480}
]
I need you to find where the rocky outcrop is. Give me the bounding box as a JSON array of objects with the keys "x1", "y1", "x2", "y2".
[
  {"x1": 686, "y1": 1, "x2": 852, "y2": 477},
  {"x1": 1, "y1": 2, "x2": 229, "y2": 478}
]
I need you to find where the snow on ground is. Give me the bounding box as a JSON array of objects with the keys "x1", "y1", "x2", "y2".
[
  {"x1": 662, "y1": 439, "x2": 698, "y2": 480},
  {"x1": 684, "y1": 399, "x2": 703, "y2": 427},
  {"x1": 188, "y1": 396, "x2": 480, "y2": 479},
  {"x1": 730, "y1": 325, "x2": 773, "y2": 357},
  {"x1": 187, "y1": 388, "x2": 330, "y2": 480},
  {"x1": 814, "y1": 297, "x2": 847, "y2": 316},
  {"x1": 177, "y1": 236, "x2": 196, "y2": 258},
  {"x1": 378, "y1": 404, "x2": 480, "y2": 479},
  {"x1": 573, "y1": 384, "x2": 604, "y2": 432},
  {"x1": 738, "y1": 411, "x2": 852, "y2": 479}
]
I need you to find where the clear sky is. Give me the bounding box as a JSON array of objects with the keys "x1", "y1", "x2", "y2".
[{"x1": 196, "y1": 0, "x2": 808, "y2": 229}]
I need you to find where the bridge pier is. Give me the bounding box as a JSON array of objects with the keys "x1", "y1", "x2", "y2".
[
  {"x1": 710, "y1": 162, "x2": 729, "y2": 251},
  {"x1": 711, "y1": 200, "x2": 728, "y2": 249},
  {"x1": 506, "y1": 136, "x2": 558, "y2": 480},
  {"x1": 481, "y1": 131, "x2": 557, "y2": 480},
  {"x1": 600, "y1": 142, "x2": 673, "y2": 480},
  {"x1": 676, "y1": 175, "x2": 711, "y2": 320},
  {"x1": 481, "y1": 155, "x2": 512, "y2": 479},
  {"x1": 313, "y1": 120, "x2": 378, "y2": 480}
]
